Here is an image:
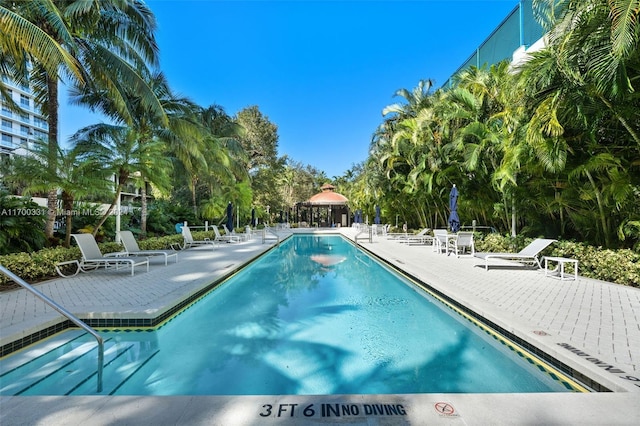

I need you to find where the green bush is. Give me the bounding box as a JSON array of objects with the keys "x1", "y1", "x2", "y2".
[
  {"x1": 550, "y1": 240, "x2": 640, "y2": 287},
  {"x1": 135, "y1": 233, "x2": 184, "y2": 250},
  {"x1": 0, "y1": 193, "x2": 47, "y2": 254}
]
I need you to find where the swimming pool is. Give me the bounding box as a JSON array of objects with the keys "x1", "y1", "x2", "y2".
[{"x1": 1, "y1": 235, "x2": 586, "y2": 395}]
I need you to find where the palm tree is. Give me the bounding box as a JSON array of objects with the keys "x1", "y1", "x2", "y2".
[
  {"x1": 70, "y1": 123, "x2": 172, "y2": 237},
  {"x1": 0, "y1": 0, "x2": 165, "y2": 240},
  {"x1": 382, "y1": 79, "x2": 435, "y2": 120},
  {"x1": 73, "y1": 70, "x2": 210, "y2": 234},
  {"x1": 4, "y1": 140, "x2": 111, "y2": 246},
  {"x1": 0, "y1": 1, "x2": 82, "y2": 91},
  {"x1": 188, "y1": 105, "x2": 249, "y2": 220},
  {"x1": 532, "y1": 0, "x2": 640, "y2": 145},
  {"x1": 519, "y1": 0, "x2": 640, "y2": 246}
]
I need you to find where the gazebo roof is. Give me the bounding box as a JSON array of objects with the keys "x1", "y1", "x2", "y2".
[{"x1": 306, "y1": 183, "x2": 348, "y2": 205}]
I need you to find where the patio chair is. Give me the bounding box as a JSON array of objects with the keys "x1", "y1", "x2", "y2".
[
  {"x1": 474, "y1": 238, "x2": 556, "y2": 270},
  {"x1": 223, "y1": 224, "x2": 247, "y2": 242},
  {"x1": 120, "y1": 230, "x2": 178, "y2": 265},
  {"x1": 400, "y1": 228, "x2": 433, "y2": 245},
  {"x1": 432, "y1": 229, "x2": 450, "y2": 253},
  {"x1": 181, "y1": 226, "x2": 216, "y2": 249},
  {"x1": 56, "y1": 233, "x2": 149, "y2": 277},
  {"x1": 244, "y1": 225, "x2": 258, "y2": 240},
  {"x1": 448, "y1": 231, "x2": 475, "y2": 257},
  {"x1": 214, "y1": 225, "x2": 241, "y2": 243}
]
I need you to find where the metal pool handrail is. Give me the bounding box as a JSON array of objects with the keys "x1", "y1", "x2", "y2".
[
  {"x1": 0, "y1": 264, "x2": 104, "y2": 393},
  {"x1": 262, "y1": 226, "x2": 280, "y2": 246},
  {"x1": 355, "y1": 225, "x2": 372, "y2": 244}
]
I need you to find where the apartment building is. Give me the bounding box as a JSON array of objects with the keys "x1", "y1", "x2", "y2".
[{"x1": 0, "y1": 75, "x2": 49, "y2": 158}]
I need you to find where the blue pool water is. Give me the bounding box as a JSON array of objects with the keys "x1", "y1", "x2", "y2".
[{"x1": 1, "y1": 235, "x2": 580, "y2": 395}]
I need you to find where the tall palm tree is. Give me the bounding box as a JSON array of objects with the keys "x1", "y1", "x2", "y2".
[
  {"x1": 70, "y1": 123, "x2": 172, "y2": 237},
  {"x1": 190, "y1": 105, "x2": 248, "y2": 220},
  {"x1": 73, "y1": 70, "x2": 208, "y2": 234},
  {"x1": 0, "y1": 0, "x2": 165, "y2": 239},
  {"x1": 0, "y1": 1, "x2": 82, "y2": 91}
]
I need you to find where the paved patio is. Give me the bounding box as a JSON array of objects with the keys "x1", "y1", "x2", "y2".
[{"x1": 1, "y1": 228, "x2": 639, "y2": 425}]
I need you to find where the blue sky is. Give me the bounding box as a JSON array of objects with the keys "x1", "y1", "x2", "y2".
[{"x1": 59, "y1": 0, "x2": 519, "y2": 178}]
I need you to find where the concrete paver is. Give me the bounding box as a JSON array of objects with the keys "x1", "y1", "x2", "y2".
[
  {"x1": 351, "y1": 231, "x2": 639, "y2": 394},
  {"x1": 1, "y1": 228, "x2": 640, "y2": 425}
]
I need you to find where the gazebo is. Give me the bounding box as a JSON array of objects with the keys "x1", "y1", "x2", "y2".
[{"x1": 295, "y1": 184, "x2": 350, "y2": 227}]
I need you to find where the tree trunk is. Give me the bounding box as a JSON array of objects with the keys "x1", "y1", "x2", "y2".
[
  {"x1": 511, "y1": 197, "x2": 517, "y2": 237},
  {"x1": 45, "y1": 188, "x2": 58, "y2": 240},
  {"x1": 93, "y1": 188, "x2": 120, "y2": 237},
  {"x1": 585, "y1": 170, "x2": 610, "y2": 247},
  {"x1": 44, "y1": 76, "x2": 59, "y2": 239},
  {"x1": 140, "y1": 183, "x2": 147, "y2": 236},
  {"x1": 93, "y1": 172, "x2": 126, "y2": 237},
  {"x1": 62, "y1": 191, "x2": 74, "y2": 248},
  {"x1": 191, "y1": 177, "x2": 198, "y2": 218}
]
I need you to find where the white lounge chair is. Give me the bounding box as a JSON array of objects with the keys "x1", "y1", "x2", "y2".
[
  {"x1": 56, "y1": 233, "x2": 149, "y2": 277},
  {"x1": 120, "y1": 230, "x2": 178, "y2": 265},
  {"x1": 449, "y1": 231, "x2": 475, "y2": 257},
  {"x1": 432, "y1": 229, "x2": 450, "y2": 253},
  {"x1": 223, "y1": 224, "x2": 247, "y2": 242},
  {"x1": 399, "y1": 228, "x2": 433, "y2": 245},
  {"x1": 181, "y1": 226, "x2": 216, "y2": 249},
  {"x1": 474, "y1": 238, "x2": 556, "y2": 270},
  {"x1": 214, "y1": 225, "x2": 240, "y2": 243}
]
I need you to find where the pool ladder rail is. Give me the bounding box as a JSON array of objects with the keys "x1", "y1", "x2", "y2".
[
  {"x1": 355, "y1": 225, "x2": 373, "y2": 244},
  {"x1": 262, "y1": 226, "x2": 281, "y2": 245},
  {"x1": 0, "y1": 264, "x2": 104, "y2": 393}
]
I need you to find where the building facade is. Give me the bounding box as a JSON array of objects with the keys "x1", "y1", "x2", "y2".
[
  {"x1": 442, "y1": 0, "x2": 546, "y2": 88},
  {"x1": 0, "y1": 75, "x2": 48, "y2": 158}
]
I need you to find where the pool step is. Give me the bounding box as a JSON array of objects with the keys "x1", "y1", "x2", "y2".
[
  {"x1": 1, "y1": 332, "x2": 160, "y2": 396},
  {"x1": 1, "y1": 336, "x2": 105, "y2": 395},
  {"x1": 0, "y1": 330, "x2": 88, "y2": 376},
  {"x1": 68, "y1": 348, "x2": 160, "y2": 395}
]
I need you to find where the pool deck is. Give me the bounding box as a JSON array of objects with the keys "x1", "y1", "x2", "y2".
[{"x1": 1, "y1": 228, "x2": 639, "y2": 425}]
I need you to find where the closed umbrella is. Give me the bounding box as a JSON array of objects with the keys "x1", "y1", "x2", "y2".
[
  {"x1": 448, "y1": 185, "x2": 460, "y2": 232},
  {"x1": 226, "y1": 202, "x2": 234, "y2": 232},
  {"x1": 251, "y1": 208, "x2": 256, "y2": 227},
  {"x1": 374, "y1": 205, "x2": 381, "y2": 224}
]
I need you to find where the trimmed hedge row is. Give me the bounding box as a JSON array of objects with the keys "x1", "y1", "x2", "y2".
[{"x1": 0, "y1": 231, "x2": 212, "y2": 286}]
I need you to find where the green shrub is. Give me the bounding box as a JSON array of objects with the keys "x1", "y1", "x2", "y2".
[
  {"x1": 0, "y1": 193, "x2": 47, "y2": 254},
  {"x1": 474, "y1": 233, "x2": 537, "y2": 253},
  {"x1": 550, "y1": 241, "x2": 640, "y2": 287},
  {"x1": 135, "y1": 233, "x2": 184, "y2": 250}
]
